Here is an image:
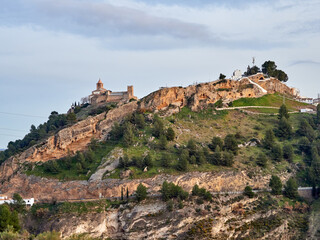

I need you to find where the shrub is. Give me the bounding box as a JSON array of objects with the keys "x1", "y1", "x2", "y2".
[
  {"x1": 209, "y1": 136, "x2": 223, "y2": 151},
  {"x1": 223, "y1": 134, "x2": 238, "y2": 155},
  {"x1": 284, "y1": 178, "x2": 298, "y2": 199},
  {"x1": 256, "y1": 153, "x2": 267, "y2": 168},
  {"x1": 283, "y1": 144, "x2": 294, "y2": 162},
  {"x1": 166, "y1": 127, "x2": 175, "y2": 141},
  {"x1": 160, "y1": 181, "x2": 189, "y2": 201},
  {"x1": 244, "y1": 186, "x2": 254, "y2": 198},
  {"x1": 269, "y1": 175, "x2": 282, "y2": 195},
  {"x1": 135, "y1": 183, "x2": 147, "y2": 202},
  {"x1": 271, "y1": 145, "x2": 283, "y2": 162}
]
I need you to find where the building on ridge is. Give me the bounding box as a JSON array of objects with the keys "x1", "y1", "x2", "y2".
[{"x1": 89, "y1": 79, "x2": 137, "y2": 105}]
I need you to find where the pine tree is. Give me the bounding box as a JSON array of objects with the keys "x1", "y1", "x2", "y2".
[
  {"x1": 271, "y1": 145, "x2": 283, "y2": 162},
  {"x1": 283, "y1": 144, "x2": 294, "y2": 162},
  {"x1": 121, "y1": 188, "x2": 124, "y2": 201},
  {"x1": 276, "y1": 118, "x2": 292, "y2": 140},
  {"x1": 269, "y1": 175, "x2": 282, "y2": 195},
  {"x1": 158, "y1": 134, "x2": 168, "y2": 150},
  {"x1": 256, "y1": 153, "x2": 268, "y2": 168},
  {"x1": 284, "y1": 178, "x2": 298, "y2": 199},
  {"x1": 263, "y1": 129, "x2": 275, "y2": 149},
  {"x1": 136, "y1": 183, "x2": 147, "y2": 202},
  {"x1": 123, "y1": 123, "x2": 135, "y2": 147},
  {"x1": 278, "y1": 104, "x2": 289, "y2": 119},
  {"x1": 166, "y1": 127, "x2": 175, "y2": 141}
]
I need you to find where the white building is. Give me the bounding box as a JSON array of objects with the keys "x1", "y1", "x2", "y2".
[
  {"x1": 231, "y1": 69, "x2": 242, "y2": 80},
  {"x1": 0, "y1": 195, "x2": 35, "y2": 207}
]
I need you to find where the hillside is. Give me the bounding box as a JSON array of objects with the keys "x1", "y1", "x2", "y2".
[{"x1": 1, "y1": 76, "x2": 320, "y2": 239}]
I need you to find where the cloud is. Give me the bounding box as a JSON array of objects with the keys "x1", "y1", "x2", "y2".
[
  {"x1": 288, "y1": 60, "x2": 320, "y2": 67},
  {"x1": 0, "y1": 0, "x2": 215, "y2": 43}
]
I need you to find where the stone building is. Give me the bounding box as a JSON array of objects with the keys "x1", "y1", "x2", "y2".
[{"x1": 89, "y1": 79, "x2": 137, "y2": 105}]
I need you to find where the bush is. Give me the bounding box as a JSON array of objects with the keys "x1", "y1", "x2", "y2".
[
  {"x1": 166, "y1": 127, "x2": 175, "y2": 141},
  {"x1": 161, "y1": 153, "x2": 172, "y2": 168},
  {"x1": 263, "y1": 129, "x2": 275, "y2": 149},
  {"x1": 284, "y1": 178, "x2": 298, "y2": 199},
  {"x1": 135, "y1": 183, "x2": 147, "y2": 202},
  {"x1": 256, "y1": 153, "x2": 267, "y2": 168},
  {"x1": 276, "y1": 118, "x2": 292, "y2": 140},
  {"x1": 283, "y1": 144, "x2": 294, "y2": 162},
  {"x1": 269, "y1": 175, "x2": 282, "y2": 195},
  {"x1": 209, "y1": 136, "x2": 223, "y2": 151},
  {"x1": 192, "y1": 184, "x2": 212, "y2": 202},
  {"x1": 160, "y1": 181, "x2": 189, "y2": 201},
  {"x1": 244, "y1": 186, "x2": 254, "y2": 198},
  {"x1": 223, "y1": 134, "x2": 238, "y2": 155},
  {"x1": 158, "y1": 134, "x2": 168, "y2": 150},
  {"x1": 271, "y1": 145, "x2": 283, "y2": 162}
]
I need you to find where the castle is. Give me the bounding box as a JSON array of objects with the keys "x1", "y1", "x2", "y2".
[{"x1": 89, "y1": 79, "x2": 137, "y2": 105}]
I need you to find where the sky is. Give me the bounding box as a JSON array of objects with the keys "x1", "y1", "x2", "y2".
[{"x1": 0, "y1": 0, "x2": 320, "y2": 149}]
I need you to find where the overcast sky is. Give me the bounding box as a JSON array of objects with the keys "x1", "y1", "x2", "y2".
[{"x1": 0, "y1": 0, "x2": 320, "y2": 149}]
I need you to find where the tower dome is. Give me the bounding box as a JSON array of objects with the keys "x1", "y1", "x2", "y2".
[{"x1": 97, "y1": 79, "x2": 103, "y2": 90}]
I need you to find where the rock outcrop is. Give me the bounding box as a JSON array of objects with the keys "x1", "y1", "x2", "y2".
[
  {"x1": 0, "y1": 169, "x2": 291, "y2": 201},
  {"x1": 139, "y1": 76, "x2": 295, "y2": 111}
]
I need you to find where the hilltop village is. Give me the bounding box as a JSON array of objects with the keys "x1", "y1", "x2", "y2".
[{"x1": 1, "y1": 61, "x2": 320, "y2": 239}]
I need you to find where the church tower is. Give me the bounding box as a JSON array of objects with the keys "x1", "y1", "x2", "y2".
[{"x1": 97, "y1": 79, "x2": 104, "y2": 90}]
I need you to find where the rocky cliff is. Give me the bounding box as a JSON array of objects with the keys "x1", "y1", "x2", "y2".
[
  {"x1": 139, "y1": 77, "x2": 295, "y2": 111},
  {"x1": 24, "y1": 194, "x2": 306, "y2": 239}
]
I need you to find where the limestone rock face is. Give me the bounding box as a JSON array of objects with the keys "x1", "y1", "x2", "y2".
[
  {"x1": 139, "y1": 78, "x2": 295, "y2": 111},
  {"x1": 0, "y1": 169, "x2": 291, "y2": 201}
]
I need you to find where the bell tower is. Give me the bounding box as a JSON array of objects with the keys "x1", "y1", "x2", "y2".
[{"x1": 97, "y1": 79, "x2": 103, "y2": 90}]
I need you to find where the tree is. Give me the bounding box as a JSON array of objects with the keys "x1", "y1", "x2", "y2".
[
  {"x1": 66, "y1": 112, "x2": 77, "y2": 123},
  {"x1": 262, "y1": 60, "x2": 289, "y2": 82},
  {"x1": 123, "y1": 123, "x2": 135, "y2": 147},
  {"x1": 118, "y1": 154, "x2": 129, "y2": 169},
  {"x1": 144, "y1": 154, "x2": 153, "y2": 168},
  {"x1": 269, "y1": 175, "x2": 282, "y2": 195},
  {"x1": 177, "y1": 154, "x2": 188, "y2": 171},
  {"x1": 210, "y1": 146, "x2": 222, "y2": 165},
  {"x1": 223, "y1": 134, "x2": 238, "y2": 155},
  {"x1": 276, "y1": 118, "x2": 292, "y2": 140},
  {"x1": 158, "y1": 134, "x2": 168, "y2": 150},
  {"x1": 0, "y1": 205, "x2": 20, "y2": 232},
  {"x1": 262, "y1": 60, "x2": 277, "y2": 76},
  {"x1": 284, "y1": 178, "x2": 298, "y2": 199},
  {"x1": 245, "y1": 65, "x2": 261, "y2": 76},
  {"x1": 134, "y1": 113, "x2": 145, "y2": 129},
  {"x1": 283, "y1": 144, "x2": 294, "y2": 162},
  {"x1": 222, "y1": 151, "x2": 234, "y2": 166},
  {"x1": 244, "y1": 186, "x2": 254, "y2": 198},
  {"x1": 256, "y1": 153, "x2": 268, "y2": 168},
  {"x1": 209, "y1": 136, "x2": 223, "y2": 151},
  {"x1": 152, "y1": 117, "x2": 165, "y2": 138},
  {"x1": 11, "y1": 193, "x2": 26, "y2": 213},
  {"x1": 121, "y1": 188, "x2": 124, "y2": 201},
  {"x1": 166, "y1": 127, "x2": 175, "y2": 141},
  {"x1": 296, "y1": 119, "x2": 316, "y2": 141},
  {"x1": 298, "y1": 137, "x2": 311, "y2": 155},
  {"x1": 161, "y1": 153, "x2": 171, "y2": 168},
  {"x1": 135, "y1": 183, "x2": 147, "y2": 202},
  {"x1": 126, "y1": 187, "x2": 129, "y2": 199},
  {"x1": 219, "y1": 73, "x2": 226, "y2": 80},
  {"x1": 192, "y1": 184, "x2": 200, "y2": 196},
  {"x1": 109, "y1": 122, "x2": 123, "y2": 140},
  {"x1": 271, "y1": 145, "x2": 283, "y2": 162},
  {"x1": 278, "y1": 104, "x2": 289, "y2": 120},
  {"x1": 263, "y1": 129, "x2": 275, "y2": 149},
  {"x1": 187, "y1": 139, "x2": 197, "y2": 156}
]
